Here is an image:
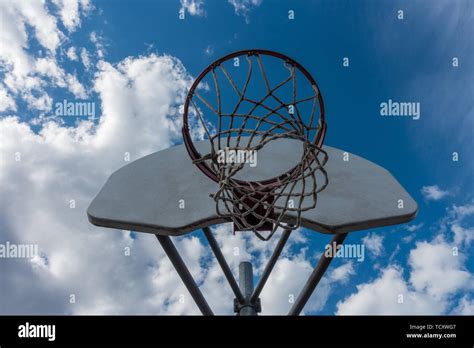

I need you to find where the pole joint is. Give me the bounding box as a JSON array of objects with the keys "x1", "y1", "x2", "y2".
[{"x1": 234, "y1": 297, "x2": 261, "y2": 314}]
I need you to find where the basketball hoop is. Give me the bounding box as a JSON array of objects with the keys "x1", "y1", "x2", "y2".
[{"x1": 182, "y1": 49, "x2": 328, "y2": 240}]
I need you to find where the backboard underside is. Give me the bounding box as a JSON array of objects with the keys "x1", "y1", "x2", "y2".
[{"x1": 87, "y1": 138, "x2": 418, "y2": 236}]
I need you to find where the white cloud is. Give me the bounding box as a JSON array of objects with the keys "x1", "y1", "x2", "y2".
[
  {"x1": 452, "y1": 296, "x2": 474, "y2": 315},
  {"x1": 80, "y1": 47, "x2": 91, "y2": 70},
  {"x1": 0, "y1": 87, "x2": 16, "y2": 112},
  {"x1": 65, "y1": 74, "x2": 87, "y2": 99},
  {"x1": 439, "y1": 201, "x2": 474, "y2": 246},
  {"x1": 409, "y1": 238, "x2": 472, "y2": 298},
  {"x1": 336, "y1": 267, "x2": 445, "y2": 315},
  {"x1": 0, "y1": 1, "x2": 62, "y2": 82},
  {"x1": 452, "y1": 202, "x2": 474, "y2": 218},
  {"x1": 404, "y1": 223, "x2": 424, "y2": 232},
  {"x1": 204, "y1": 45, "x2": 214, "y2": 56},
  {"x1": 0, "y1": 1, "x2": 89, "y2": 112},
  {"x1": 421, "y1": 185, "x2": 449, "y2": 201},
  {"x1": 260, "y1": 257, "x2": 331, "y2": 314},
  {"x1": 2, "y1": 49, "x2": 327, "y2": 315},
  {"x1": 202, "y1": 226, "x2": 337, "y2": 315},
  {"x1": 35, "y1": 57, "x2": 66, "y2": 80},
  {"x1": 23, "y1": 92, "x2": 53, "y2": 111},
  {"x1": 90, "y1": 31, "x2": 106, "y2": 58},
  {"x1": 92, "y1": 54, "x2": 191, "y2": 154},
  {"x1": 336, "y1": 237, "x2": 473, "y2": 314},
  {"x1": 90, "y1": 31, "x2": 99, "y2": 43},
  {"x1": 66, "y1": 47, "x2": 79, "y2": 61},
  {"x1": 337, "y1": 200, "x2": 474, "y2": 315},
  {"x1": 14, "y1": 1, "x2": 64, "y2": 53},
  {"x1": 0, "y1": 52, "x2": 197, "y2": 314},
  {"x1": 35, "y1": 57, "x2": 87, "y2": 99},
  {"x1": 228, "y1": 0, "x2": 262, "y2": 22},
  {"x1": 451, "y1": 224, "x2": 474, "y2": 246},
  {"x1": 362, "y1": 233, "x2": 384, "y2": 257},
  {"x1": 52, "y1": 0, "x2": 92, "y2": 32},
  {"x1": 329, "y1": 262, "x2": 355, "y2": 284},
  {"x1": 180, "y1": 0, "x2": 205, "y2": 17},
  {"x1": 402, "y1": 223, "x2": 423, "y2": 243},
  {"x1": 402, "y1": 234, "x2": 415, "y2": 244},
  {"x1": 2, "y1": 1, "x2": 468, "y2": 317}
]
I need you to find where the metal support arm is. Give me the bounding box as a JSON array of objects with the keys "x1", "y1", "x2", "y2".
[
  {"x1": 250, "y1": 229, "x2": 292, "y2": 303},
  {"x1": 157, "y1": 228, "x2": 347, "y2": 316},
  {"x1": 203, "y1": 227, "x2": 246, "y2": 304},
  {"x1": 288, "y1": 233, "x2": 348, "y2": 315},
  {"x1": 155, "y1": 234, "x2": 214, "y2": 316}
]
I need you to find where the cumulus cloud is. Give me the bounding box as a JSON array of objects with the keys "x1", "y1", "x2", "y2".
[
  {"x1": 52, "y1": 0, "x2": 92, "y2": 32},
  {"x1": 337, "y1": 200, "x2": 474, "y2": 315},
  {"x1": 202, "y1": 226, "x2": 347, "y2": 315},
  {"x1": 180, "y1": 0, "x2": 205, "y2": 17},
  {"x1": 3, "y1": 2, "x2": 325, "y2": 315},
  {"x1": 336, "y1": 267, "x2": 445, "y2": 315},
  {"x1": 404, "y1": 223, "x2": 424, "y2": 232},
  {"x1": 452, "y1": 224, "x2": 474, "y2": 246},
  {"x1": 0, "y1": 40, "x2": 337, "y2": 314},
  {"x1": 90, "y1": 31, "x2": 106, "y2": 58},
  {"x1": 0, "y1": 1, "x2": 88, "y2": 113},
  {"x1": 402, "y1": 223, "x2": 424, "y2": 243},
  {"x1": 35, "y1": 57, "x2": 87, "y2": 99},
  {"x1": 452, "y1": 296, "x2": 474, "y2": 315},
  {"x1": 0, "y1": 1, "x2": 63, "y2": 89},
  {"x1": 3, "y1": 0, "x2": 469, "y2": 317},
  {"x1": 23, "y1": 92, "x2": 53, "y2": 112},
  {"x1": 451, "y1": 202, "x2": 474, "y2": 218},
  {"x1": 80, "y1": 47, "x2": 91, "y2": 70},
  {"x1": 92, "y1": 54, "x2": 191, "y2": 154},
  {"x1": 408, "y1": 238, "x2": 472, "y2": 298},
  {"x1": 0, "y1": 51, "x2": 197, "y2": 314},
  {"x1": 336, "y1": 236, "x2": 473, "y2": 314},
  {"x1": 228, "y1": 0, "x2": 262, "y2": 22},
  {"x1": 362, "y1": 233, "x2": 384, "y2": 257},
  {"x1": 329, "y1": 262, "x2": 355, "y2": 284},
  {"x1": 0, "y1": 87, "x2": 16, "y2": 112},
  {"x1": 261, "y1": 257, "x2": 331, "y2": 314},
  {"x1": 66, "y1": 47, "x2": 79, "y2": 61},
  {"x1": 421, "y1": 185, "x2": 449, "y2": 201},
  {"x1": 441, "y1": 201, "x2": 474, "y2": 246}
]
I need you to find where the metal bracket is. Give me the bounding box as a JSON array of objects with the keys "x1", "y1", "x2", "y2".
[{"x1": 234, "y1": 298, "x2": 262, "y2": 314}]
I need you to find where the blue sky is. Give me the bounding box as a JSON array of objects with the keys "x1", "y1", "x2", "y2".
[{"x1": 0, "y1": 0, "x2": 472, "y2": 315}]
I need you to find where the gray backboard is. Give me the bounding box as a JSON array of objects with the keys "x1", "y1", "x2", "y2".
[{"x1": 87, "y1": 138, "x2": 418, "y2": 236}]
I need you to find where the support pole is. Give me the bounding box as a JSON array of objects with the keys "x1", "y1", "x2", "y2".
[
  {"x1": 250, "y1": 229, "x2": 291, "y2": 303},
  {"x1": 155, "y1": 234, "x2": 214, "y2": 316},
  {"x1": 202, "y1": 227, "x2": 246, "y2": 304},
  {"x1": 288, "y1": 233, "x2": 348, "y2": 316},
  {"x1": 238, "y1": 261, "x2": 257, "y2": 316}
]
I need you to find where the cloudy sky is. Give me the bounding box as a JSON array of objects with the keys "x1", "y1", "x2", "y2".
[{"x1": 0, "y1": 0, "x2": 473, "y2": 315}]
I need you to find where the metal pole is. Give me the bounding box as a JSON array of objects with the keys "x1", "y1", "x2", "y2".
[
  {"x1": 155, "y1": 234, "x2": 214, "y2": 316},
  {"x1": 288, "y1": 233, "x2": 348, "y2": 316},
  {"x1": 239, "y1": 261, "x2": 257, "y2": 316},
  {"x1": 202, "y1": 227, "x2": 246, "y2": 304},
  {"x1": 250, "y1": 229, "x2": 291, "y2": 303}
]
